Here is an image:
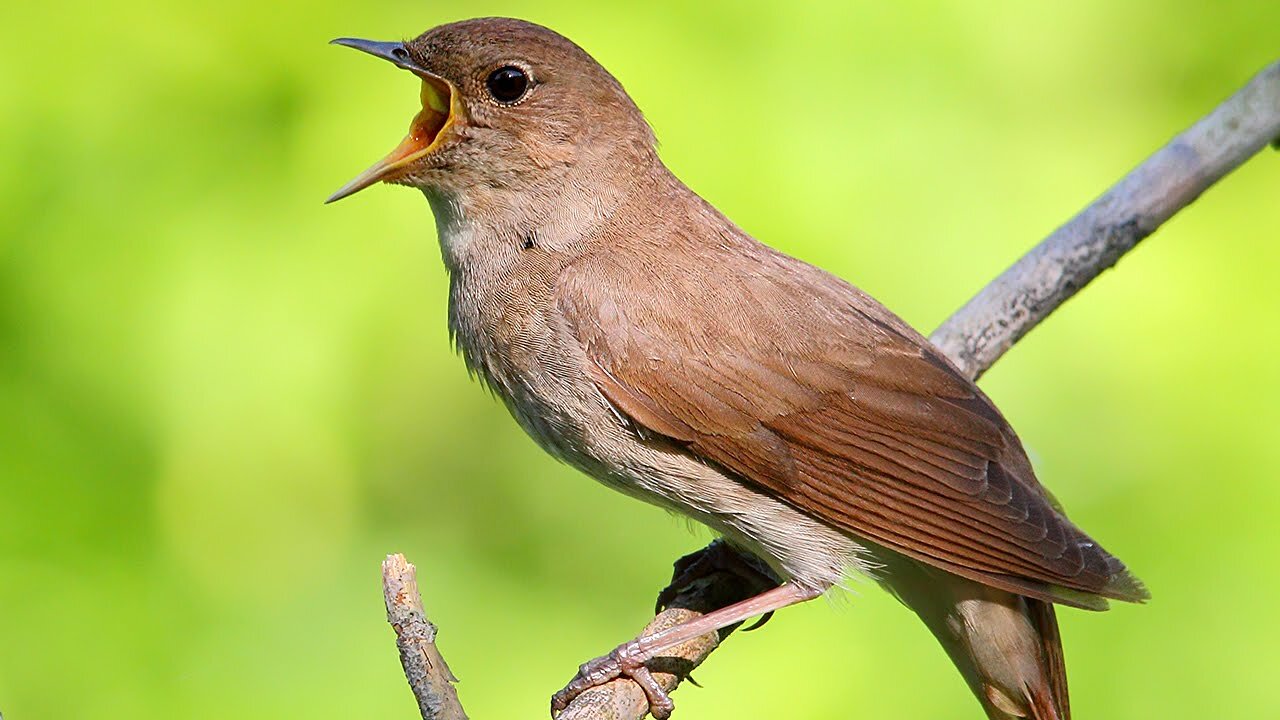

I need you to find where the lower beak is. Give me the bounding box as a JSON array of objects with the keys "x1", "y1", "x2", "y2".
[{"x1": 326, "y1": 39, "x2": 460, "y2": 204}]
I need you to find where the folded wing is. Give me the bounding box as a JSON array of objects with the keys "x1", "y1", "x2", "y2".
[{"x1": 558, "y1": 243, "x2": 1146, "y2": 609}]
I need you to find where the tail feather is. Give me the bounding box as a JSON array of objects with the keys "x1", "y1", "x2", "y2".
[
  {"x1": 875, "y1": 550, "x2": 1072, "y2": 720},
  {"x1": 1025, "y1": 599, "x2": 1069, "y2": 720}
]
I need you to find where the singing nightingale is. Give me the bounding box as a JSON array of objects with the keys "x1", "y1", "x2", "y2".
[{"x1": 327, "y1": 17, "x2": 1147, "y2": 720}]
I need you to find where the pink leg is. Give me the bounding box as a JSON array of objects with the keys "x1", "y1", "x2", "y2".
[{"x1": 550, "y1": 582, "x2": 826, "y2": 718}]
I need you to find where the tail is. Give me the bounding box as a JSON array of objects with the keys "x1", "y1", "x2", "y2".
[
  {"x1": 875, "y1": 552, "x2": 1071, "y2": 720},
  {"x1": 1021, "y1": 599, "x2": 1070, "y2": 720}
]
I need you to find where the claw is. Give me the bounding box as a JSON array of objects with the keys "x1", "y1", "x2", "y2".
[
  {"x1": 550, "y1": 640, "x2": 676, "y2": 719},
  {"x1": 556, "y1": 582, "x2": 823, "y2": 718}
]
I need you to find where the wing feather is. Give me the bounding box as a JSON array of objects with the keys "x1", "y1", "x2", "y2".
[{"x1": 558, "y1": 243, "x2": 1146, "y2": 608}]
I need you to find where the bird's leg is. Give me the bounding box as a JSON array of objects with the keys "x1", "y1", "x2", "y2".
[
  {"x1": 550, "y1": 582, "x2": 825, "y2": 719},
  {"x1": 654, "y1": 539, "x2": 781, "y2": 616}
]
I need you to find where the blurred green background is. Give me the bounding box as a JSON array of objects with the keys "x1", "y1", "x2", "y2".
[{"x1": 2, "y1": 0, "x2": 1278, "y2": 717}]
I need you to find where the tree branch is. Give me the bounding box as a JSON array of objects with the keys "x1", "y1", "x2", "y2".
[
  {"x1": 382, "y1": 554, "x2": 468, "y2": 720},
  {"x1": 931, "y1": 60, "x2": 1280, "y2": 379},
  {"x1": 382, "y1": 59, "x2": 1280, "y2": 719}
]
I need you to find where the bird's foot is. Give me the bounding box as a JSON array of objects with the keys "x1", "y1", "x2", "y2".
[
  {"x1": 655, "y1": 539, "x2": 781, "y2": 626},
  {"x1": 550, "y1": 638, "x2": 675, "y2": 719}
]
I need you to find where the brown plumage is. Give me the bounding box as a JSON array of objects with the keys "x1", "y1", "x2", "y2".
[
  {"x1": 329, "y1": 17, "x2": 1147, "y2": 719},
  {"x1": 560, "y1": 236, "x2": 1143, "y2": 609}
]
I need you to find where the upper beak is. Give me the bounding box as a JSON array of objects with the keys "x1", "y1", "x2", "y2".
[
  {"x1": 329, "y1": 38, "x2": 427, "y2": 74},
  {"x1": 326, "y1": 38, "x2": 460, "y2": 204}
]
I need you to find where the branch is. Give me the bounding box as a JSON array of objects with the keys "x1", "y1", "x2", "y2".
[
  {"x1": 382, "y1": 554, "x2": 468, "y2": 720},
  {"x1": 381, "y1": 59, "x2": 1280, "y2": 719},
  {"x1": 931, "y1": 60, "x2": 1280, "y2": 379}
]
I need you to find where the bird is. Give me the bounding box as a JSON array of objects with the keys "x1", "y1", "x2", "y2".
[{"x1": 327, "y1": 17, "x2": 1147, "y2": 720}]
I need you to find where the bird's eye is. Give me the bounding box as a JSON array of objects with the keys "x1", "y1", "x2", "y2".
[{"x1": 486, "y1": 66, "x2": 530, "y2": 104}]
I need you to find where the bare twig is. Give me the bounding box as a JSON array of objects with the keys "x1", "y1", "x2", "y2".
[
  {"x1": 382, "y1": 554, "x2": 467, "y2": 720},
  {"x1": 383, "y1": 60, "x2": 1280, "y2": 719}
]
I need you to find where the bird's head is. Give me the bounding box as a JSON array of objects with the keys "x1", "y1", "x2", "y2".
[{"x1": 327, "y1": 17, "x2": 657, "y2": 204}]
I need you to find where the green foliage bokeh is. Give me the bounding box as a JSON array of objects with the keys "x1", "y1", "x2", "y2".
[{"x1": 2, "y1": 1, "x2": 1278, "y2": 717}]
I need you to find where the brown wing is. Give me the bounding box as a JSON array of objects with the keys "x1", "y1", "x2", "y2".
[{"x1": 557, "y1": 241, "x2": 1146, "y2": 610}]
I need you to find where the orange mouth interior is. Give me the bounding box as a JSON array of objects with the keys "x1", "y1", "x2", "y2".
[
  {"x1": 326, "y1": 74, "x2": 457, "y2": 203},
  {"x1": 383, "y1": 78, "x2": 453, "y2": 166}
]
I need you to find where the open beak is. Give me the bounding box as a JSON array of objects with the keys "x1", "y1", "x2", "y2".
[{"x1": 326, "y1": 38, "x2": 461, "y2": 204}]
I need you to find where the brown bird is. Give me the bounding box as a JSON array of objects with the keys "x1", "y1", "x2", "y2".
[{"x1": 328, "y1": 17, "x2": 1147, "y2": 720}]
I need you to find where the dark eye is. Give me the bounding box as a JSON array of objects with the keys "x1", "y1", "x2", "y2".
[{"x1": 486, "y1": 66, "x2": 530, "y2": 104}]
